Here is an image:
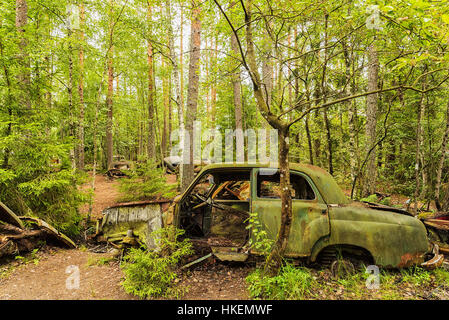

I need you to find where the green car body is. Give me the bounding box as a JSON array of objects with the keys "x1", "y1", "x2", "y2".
[{"x1": 167, "y1": 163, "x2": 430, "y2": 268}]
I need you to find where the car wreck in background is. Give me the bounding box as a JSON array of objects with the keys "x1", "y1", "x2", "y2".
[
  {"x1": 0, "y1": 201, "x2": 76, "y2": 259},
  {"x1": 162, "y1": 156, "x2": 210, "y2": 175},
  {"x1": 95, "y1": 163, "x2": 445, "y2": 270}
]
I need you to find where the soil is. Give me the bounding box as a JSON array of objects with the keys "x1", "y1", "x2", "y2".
[
  {"x1": 179, "y1": 261, "x2": 251, "y2": 300},
  {"x1": 80, "y1": 173, "x2": 122, "y2": 220},
  {"x1": 0, "y1": 247, "x2": 134, "y2": 300},
  {"x1": 0, "y1": 246, "x2": 250, "y2": 300}
]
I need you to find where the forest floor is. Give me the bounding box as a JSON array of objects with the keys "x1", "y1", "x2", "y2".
[
  {"x1": 1, "y1": 173, "x2": 448, "y2": 300},
  {"x1": 0, "y1": 173, "x2": 249, "y2": 300}
]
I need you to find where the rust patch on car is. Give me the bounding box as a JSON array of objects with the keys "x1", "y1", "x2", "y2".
[{"x1": 398, "y1": 252, "x2": 423, "y2": 268}]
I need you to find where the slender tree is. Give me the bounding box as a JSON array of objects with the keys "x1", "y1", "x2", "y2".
[{"x1": 181, "y1": 0, "x2": 202, "y2": 192}]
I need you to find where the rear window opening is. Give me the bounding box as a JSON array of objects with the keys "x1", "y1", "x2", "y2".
[{"x1": 257, "y1": 171, "x2": 316, "y2": 200}]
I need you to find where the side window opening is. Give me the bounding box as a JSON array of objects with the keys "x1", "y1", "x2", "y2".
[
  {"x1": 257, "y1": 171, "x2": 315, "y2": 200},
  {"x1": 191, "y1": 174, "x2": 215, "y2": 197},
  {"x1": 180, "y1": 170, "x2": 251, "y2": 247}
]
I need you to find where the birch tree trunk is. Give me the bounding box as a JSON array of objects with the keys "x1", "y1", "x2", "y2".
[
  {"x1": 363, "y1": 42, "x2": 379, "y2": 197},
  {"x1": 343, "y1": 39, "x2": 359, "y2": 197},
  {"x1": 231, "y1": 30, "x2": 244, "y2": 163},
  {"x1": 435, "y1": 100, "x2": 449, "y2": 211},
  {"x1": 147, "y1": 4, "x2": 156, "y2": 161},
  {"x1": 77, "y1": 2, "x2": 86, "y2": 170},
  {"x1": 15, "y1": 0, "x2": 31, "y2": 109},
  {"x1": 106, "y1": 0, "x2": 115, "y2": 170},
  {"x1": 181, "y1": 0, "x2": 201, "y2": 192}
]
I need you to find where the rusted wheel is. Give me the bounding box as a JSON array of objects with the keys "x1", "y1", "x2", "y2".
[{"x1": 330, "y1": 258, "x2": 356, "y2": 279}]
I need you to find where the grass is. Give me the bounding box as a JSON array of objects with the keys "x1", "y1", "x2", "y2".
[
  {"x1": 246, "y1": 263, "x2": 449, "y2": 300},
  {"x1": 246, "y1": 264, "x2": 319, "y2": 300},
  {"x1": 86, "y1": 254, "x2": 116, "y2": 267},
  {"x1": 0, "y1": 248, "x2": 42, "y2": 280}
]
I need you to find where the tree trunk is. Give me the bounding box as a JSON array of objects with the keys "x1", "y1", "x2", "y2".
[
  {"x1": 264, "y1": 127, "x2": 292, "y2": 276},
  {"x1": 162, "y1": 59, "x2": 169, "y2": 157},
  {"x1": 147, "y1": 4, "x2": 156, "y2": 161},
  {"x1": 166, "y1": 0, "x2": 183, "y2": 151},
  {"x1": 363, "y1": 42, "x2": 379, "y2": 197},
  {"x1": 210, "y1": 36, "x2": 218, "y2": 124},
  {"x1": 106, "y1": 0, "x2": 115, "y2": 170},
  {"x1": 0, "y1": 38, "x2": 13, "y2": 169},
  {"x1": 435, "y1": 100, "x2": 449, "y2": 211},
  {"x1": 231, "y1": 28, "x2": 244, "y2": 163},
  {"x1": 181, "y1": 0, "x2": 201, "y2": 192},
  {"x1": 242, "y1": 0, "x2": 292, "y2": 275},
  {"x1": 305, "y1": 114, "x2": 314, "y2": 165},
  {"x1": 343, "y1": 39, "x2": 359, "y2": 197},
  {"x1": 67, "y1": 25, "x2": 76, "y2": 171},
  {"x1": 15, "y1": 0, "x2": 31, "y2": 109},
  {"x1": 414, "y1": 72, "x2": 428, "y2": 213},
  {"x1": 77, "y1": 2, "x2": 86, "y2": 171},
  {"x1": 321, "y1": 14, "x2": 333, "y2": 175},
  {"x1": 414, "y1": 92, "x2": 425, "y2": 213}
]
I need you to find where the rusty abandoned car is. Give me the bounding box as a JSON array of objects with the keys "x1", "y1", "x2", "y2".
[{"x1": 96, "y1": 163, "x2": 444, "y2": 270}]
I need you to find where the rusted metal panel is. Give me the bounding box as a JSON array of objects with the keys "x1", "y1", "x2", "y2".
[
  {"x1": 211, "y1": 247, "x2": 249, "y2": 262},
  {"x1": 421, "y1": 244, "x2": 444, "y2": 270},
  {"x1": 99, "y1": 200, "x2": 170, "y2": 248},
  {"x1": 251, "y1": 199, "x2": 330, "y2": 257},
  {"x1": 310, "y1": 206, "x2": 430, "y2": 268}
]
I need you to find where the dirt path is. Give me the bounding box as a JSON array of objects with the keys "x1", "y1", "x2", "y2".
[
  {"x1": 0, "y1": 247, "x2": 250, "y2": 300},
  {"x1": 0, "y1": 248, "x2": 134, "y2": 300},
  {"x1": 179, "y1": 263, "x2": 251, "y2": 300},
  {"x1": 80, "y1": 173, "x2": 121, "y2": 220}
]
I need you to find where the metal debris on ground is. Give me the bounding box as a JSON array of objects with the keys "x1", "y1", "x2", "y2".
[{"x1": 94, "y1": 200, "x2": 170, "y2": 249}]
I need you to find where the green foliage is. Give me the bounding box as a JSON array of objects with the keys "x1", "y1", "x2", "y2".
[
  {"x1": 380, "y1": 197, "x2": 391, "y2": 206},
  {"x1": 118, "y1": 161, "x2": 177, "y2": 202},
  {"x1": 120, "y1": 226, "x2": 194, "y2": 299},
  {"x1": 246, "y1": 264, "x2": 318, "y2": 300},
  {"x1": 86, "y1": 255, "x2": 115, "y2": 267},
  {"x1": 246, "y1": 212, "x2": 273, "y2": 255},
  {"x1": 0, "y1": 118, "x2": 90, "y2": 237},
  {"x1": 433, "y1": 268, "x2": 449, "y2": 287},
  {"x1": 360, "y1": 194, "x2": 378, "y2": 203},
  {"x1": 400, "y1": 266, "x2": 432, "y2": 286},
  {"x1": 14, "y1": 248, "x2": 40, "y2": 265}
]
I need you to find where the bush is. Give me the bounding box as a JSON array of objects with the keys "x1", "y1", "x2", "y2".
[
  {"x1": 360, "y1": 194, "x2": 378, "y2": 203},
  {"x1": 120, "y1": 226, "x2": 194, "y2": 299},
  {"x1": 246, "y1": 212, "x2": 274, "y2": 255},
  {"x1": 246, "y1": 264, "x2": 318, "y2": 300},
  {"x1": 118, "y1": 161, "x2": 177, "y2": 202},
  {"x1": 0, "y1": 120, "x2": 90, "y2": 237}
]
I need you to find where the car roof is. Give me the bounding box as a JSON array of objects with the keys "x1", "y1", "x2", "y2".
[{"x1": 199, "y1": 163, "x2": 350, "y2": 205}]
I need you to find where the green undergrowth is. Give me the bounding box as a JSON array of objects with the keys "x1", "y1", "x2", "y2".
[
  {"x1": 118, "y1": 161, "x2": 177, "y2": 202},
  {"x1": 120, "y1": 226, "x2": 194, "y2": 299},
  {"x1": 246, "y1": 263, "x2": 449, "y2": 300}
]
